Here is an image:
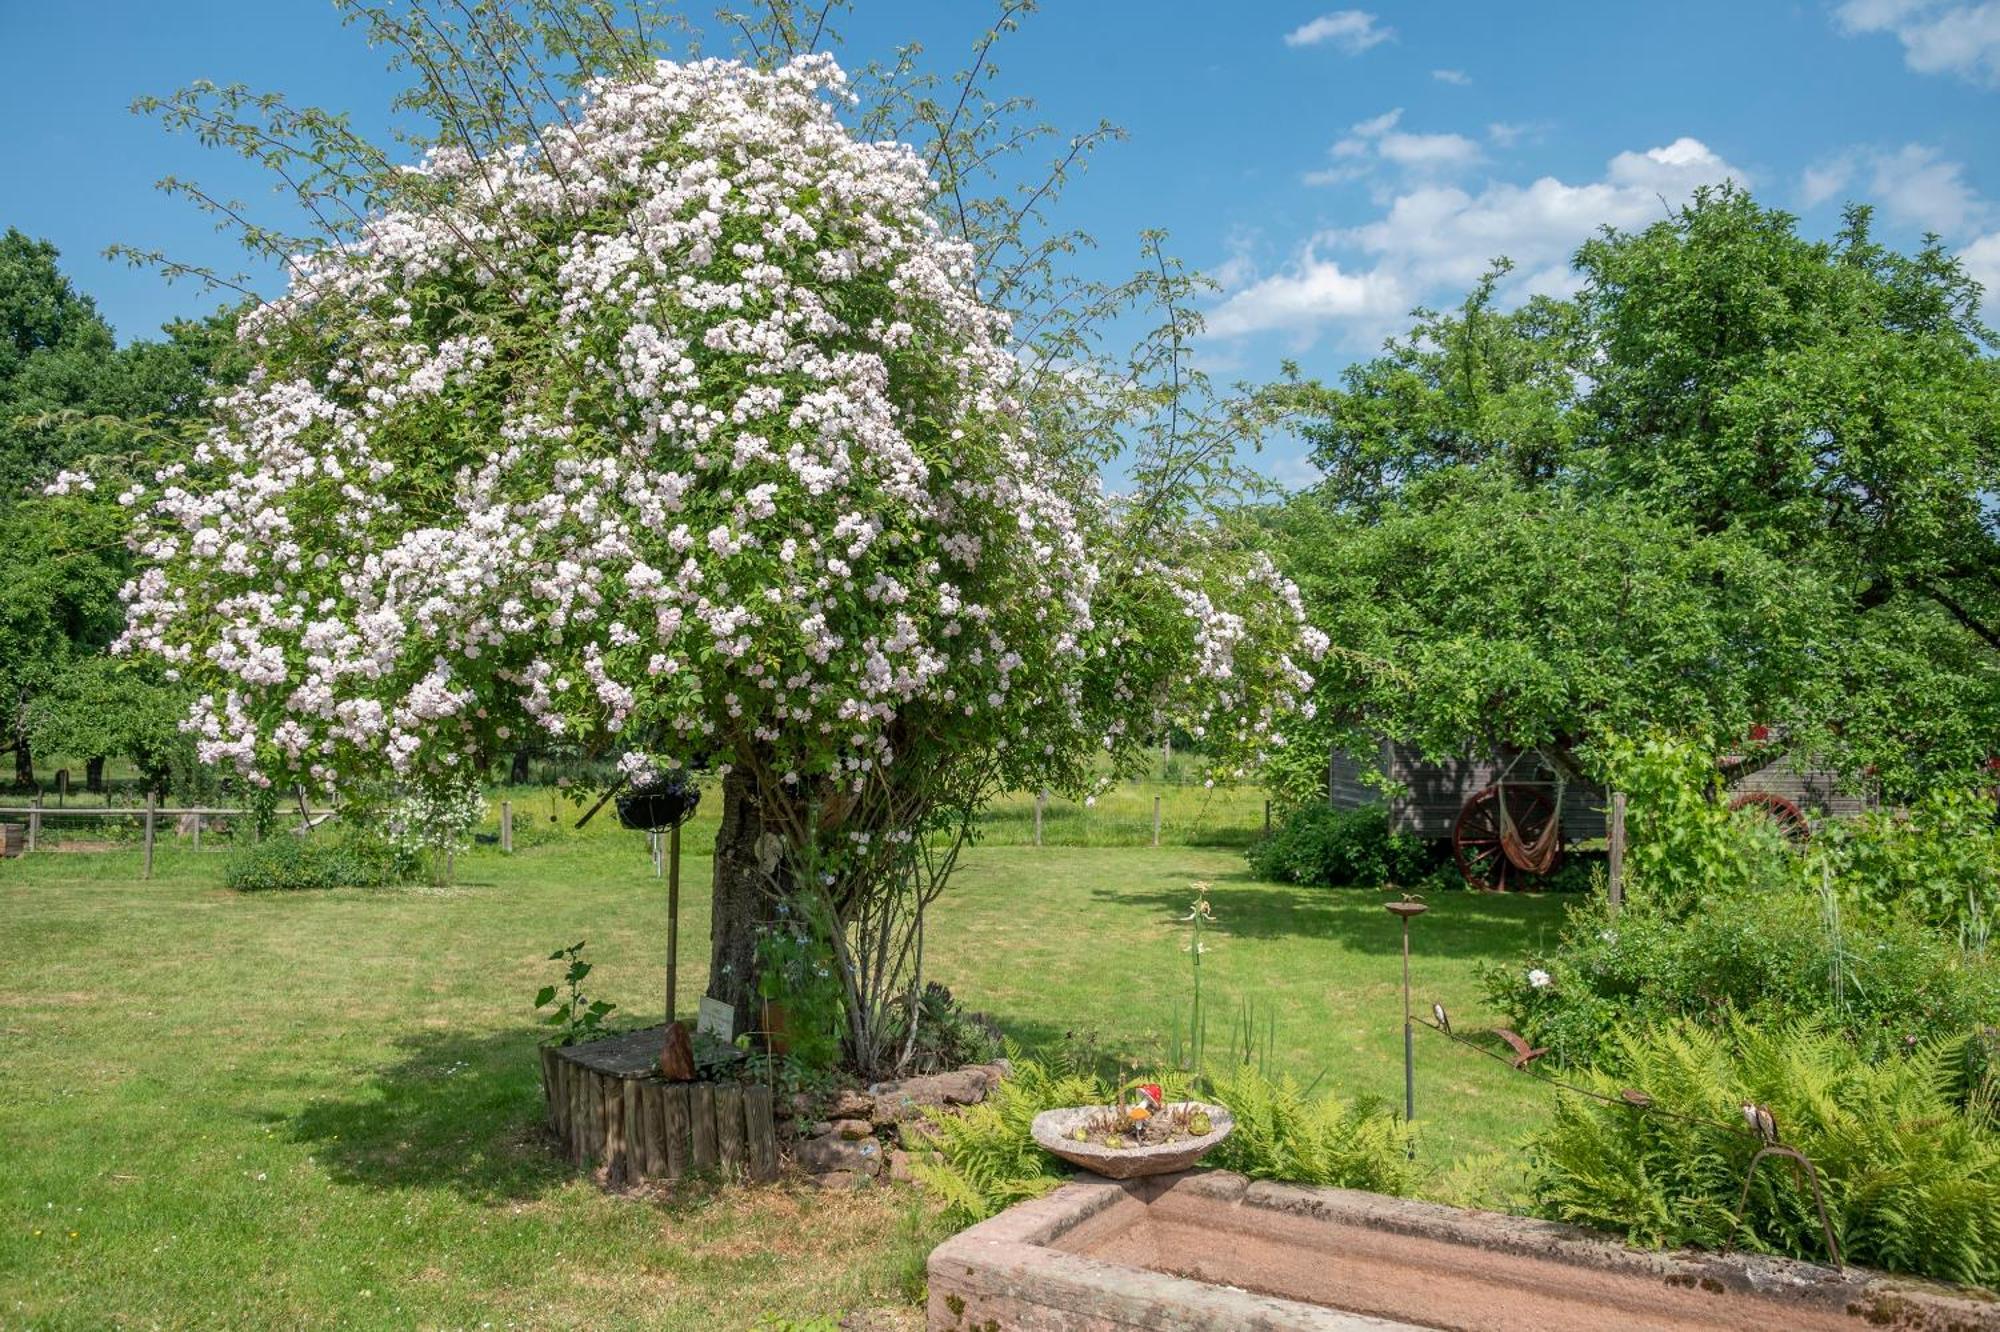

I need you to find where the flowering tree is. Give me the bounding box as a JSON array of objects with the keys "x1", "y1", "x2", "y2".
[{"x1": 116, "y1": 5, "x2": 1321, "y2": 1073}]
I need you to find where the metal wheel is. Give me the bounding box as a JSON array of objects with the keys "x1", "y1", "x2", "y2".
[
  {"x1": 1728, "y1": 791, "x2": 1811, "y2": 845},
  {"x1": 1453, "y1": 784, "x2": 1561, "y2": 892}
]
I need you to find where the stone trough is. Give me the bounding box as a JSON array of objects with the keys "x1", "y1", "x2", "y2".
[{"x1": 927, "y1": 1170, "x2": 2000, "y2": 1331}]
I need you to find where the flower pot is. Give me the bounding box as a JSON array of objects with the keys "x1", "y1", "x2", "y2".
[
  {"x1": 761, "y1": 999, "x2": 792, "y2": 1057},
  {"x1": 615, "y1": 778, "x2": 701, "y2": 832},
  {"x1": 1030, "y1": 1102, "x2": 1234, "y2": 1180}
]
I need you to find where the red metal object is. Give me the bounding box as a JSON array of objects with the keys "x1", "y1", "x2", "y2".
[
  {"x1": 1452, "y1": 785, "x2": 1561, "y2": 891},
  {"x1": 1728, "y1": 790, "x2": 1810, "y2": 844}
]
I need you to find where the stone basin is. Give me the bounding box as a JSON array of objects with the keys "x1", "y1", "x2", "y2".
[
  {"x1": 927, "y1": 1169, "x2": 2000, "y2": 1331},
  {"x1": 1031, "y1": 1102, "x2": 1234, "y2": 1180}
]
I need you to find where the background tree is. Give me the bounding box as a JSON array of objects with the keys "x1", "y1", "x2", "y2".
[{"x1": 1269, "y1": 187, "x2": 2000, "y2": 799}]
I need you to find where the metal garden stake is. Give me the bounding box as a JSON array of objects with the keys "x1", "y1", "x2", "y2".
[{"x1": 1385, "y1": 897, "x2": 1428, "y2": 1130}]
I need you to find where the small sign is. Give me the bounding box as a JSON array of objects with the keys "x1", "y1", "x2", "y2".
[{"x1": 696, "y1": 996, "x2": 736, "y2": 1043}]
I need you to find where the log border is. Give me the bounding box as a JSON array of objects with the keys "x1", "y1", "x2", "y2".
[{"x1": 539, "y1": 1043, "x2": 779, "y2": 1187}]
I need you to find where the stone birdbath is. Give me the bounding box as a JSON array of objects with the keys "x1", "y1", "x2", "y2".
[{"x1": 1031, "y1": 1084, "x2": 1234, "y2": 1181}]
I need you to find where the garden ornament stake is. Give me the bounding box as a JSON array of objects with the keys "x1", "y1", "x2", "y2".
[
  {"x1": 614, "y1": 773, "x2": 702, "y2": 1081},
  {"x1": 1384, "y1": 894, "x2": 1428, "y2": 1138},
  {"x1": 1727, "y1": 1101, "x2": 1843, "y2": 1269}
]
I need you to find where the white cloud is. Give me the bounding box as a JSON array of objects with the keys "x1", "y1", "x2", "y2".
[
  {"x1": 1212, "y1": 136, "x2": 1748, "y2": 346},
  {"x1": 1432, "y1": 68, "x2": 1473, "y2": 85},
  {"x1": 1834, "y1": 0, "x2": 2000, "y2": 84},
  {"x1": 1283, "y1": 10, "x2": 1393, "y2": 53},
  {"x1": 1869, "y1": 143, "x2": 1988, "y2": 234},
  {"x1": 1962, "y1": 231, "x2": 2000, "y2": 299},
  {"x1": 1307, "y1": 107, "x2": 1483, "y2": 185},
  {"x1": 1487, "y1": 122, "x2": 1533, "y2": 148},
  {"x1": 1798, "y1": 144, "x2": 1990, "y2": 236}
]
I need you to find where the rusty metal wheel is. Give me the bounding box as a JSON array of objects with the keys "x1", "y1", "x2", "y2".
[
  {"x1": 1728, "y1": 790, "x2": 1811, "y2": 844},
  {"x1": 1453, "y1": 784, "x2": 1561, "y2": 892}
]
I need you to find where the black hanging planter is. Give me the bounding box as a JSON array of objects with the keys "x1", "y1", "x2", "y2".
[{"x1": 615, "y1": 775, "x2": 701, "y2": 832}]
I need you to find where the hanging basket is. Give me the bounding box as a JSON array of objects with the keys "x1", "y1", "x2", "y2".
[{"x1": 615, "y1": 777, "x2": 701, "y2": 832}]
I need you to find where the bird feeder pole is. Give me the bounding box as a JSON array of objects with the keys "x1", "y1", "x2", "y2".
[{"x1": 1385, "y1": 899, "x2": 1428, "y2": 1132}]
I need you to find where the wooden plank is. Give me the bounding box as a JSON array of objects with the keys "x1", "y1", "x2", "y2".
[
  {"x1": 604, "y1": 1076, "x2": 627, "y2": 1185},
  {"x1": 539, "y1": 1046, "x2": 559, "y2": 1130},
  {"x1": 1607, "y1": 792, "x2": 1627, "y2": 916},
  {"x1": 553, "y1": 1054, "x2": 572, "y2": 1145},
  {"x1": 743, "y1": 1085, "x2": 778, "y2": 1183},
  {"x1": 715, "y1": 1084, "x2": 746, "y2": 1175},
  {"x1": 637, "y1": 1082, "x2": 664, "y2": 1178},
  {"x1": 622, "y1": 1080, "x2": 644, "y2": 1182},
  {"x1": 586, "y1": 1069, "x2": 607, "y2": 1164},
  {"x1": 661, "y1": 1084, "x2": 692, "y2": 1179},
  {"x1": 690, "y1": 1084, "x2": 719, "y2": 1172}
]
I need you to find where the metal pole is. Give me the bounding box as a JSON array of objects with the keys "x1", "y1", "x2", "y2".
[
  {"x1": 143, "y1": 792, "x2": 157, "y2": 880},
  {"x1": 666, "y1": 821, "x2": 681, "y2": 1026},
  {"x1": 1607, "y1": 792, "x2": 1627, "y2": 916},
  {"x1": 1401, "y1": 915, "x2": 1414, "y2": 1124},
  {"x1": 1152, "y1": 795, "x2": 1162, "y2": 848}
]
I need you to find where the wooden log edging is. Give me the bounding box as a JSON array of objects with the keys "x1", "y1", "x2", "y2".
[{"x1": 539, "y1": 1041, "x2": 780, "y2": 1188}]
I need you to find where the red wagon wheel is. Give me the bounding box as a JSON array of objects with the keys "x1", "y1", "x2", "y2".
[
  {"x1": 1728, "y1": 791, "x2": 1811, "y2": 845},
  {"x1": 1453, "y1": 785, "x2": 1561, "y2": 892}
]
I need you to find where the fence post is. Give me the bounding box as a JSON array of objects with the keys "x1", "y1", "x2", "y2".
[
  {"x1": 500, "y1": 799, "x2": 513, "y2": 854},
  {"x1": 1152, "y1": 795, "x2": 1162, "y2": 848},
  {"x1": 27, "y1": 795, "x2": 39, "y2": 853},
  {"x1": 143, "y1": 792, "x2": 157, "y2": 880},
  {"x1": 1034, "y1": 791, "x2": 1045, "y2": 847},
  {"x1": 192, "y1": 811, "x2": 202, "y2": 852},
  {"x1": 1607, "y1": 791, "x2": 1626, "y2": 916}
]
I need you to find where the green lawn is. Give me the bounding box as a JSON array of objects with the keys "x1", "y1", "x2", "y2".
[{"x1": 0, "y1": 827, "x2": 1562, "y2": 1329}]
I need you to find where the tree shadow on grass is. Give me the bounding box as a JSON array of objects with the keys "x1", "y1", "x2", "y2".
[
  {"x1": 282, "y1": 1026, "x2": 571, "y2": 1203},
  {"x1": 1086, "y1": 867, "x2": 1573, "y2": 959}
]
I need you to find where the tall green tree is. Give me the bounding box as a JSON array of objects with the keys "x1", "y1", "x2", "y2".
[{"x1": 1269, "y1": 187, "x2": 2000, "y2": 800}]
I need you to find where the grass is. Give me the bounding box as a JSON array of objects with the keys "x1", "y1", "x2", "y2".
[{"x1": 0, "y1": 803, "x2": 1562, "y2": 1329}]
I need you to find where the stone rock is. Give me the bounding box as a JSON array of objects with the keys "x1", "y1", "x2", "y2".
[
  {"x1": 888, "y1": 1150, "x2": 913, "y2": 1182},
  {"x1": 832, "y1": 1118, "x2": 873, "y2": 1141},
  {"x1": 868, "y1": 1068, "x2": 988, "y2": 1122},
  {"x1": 797, "y1": 1133, "x2": 885, "y2": 1176},
  {"x1": 812, "y1": 1169, "x2": 868, "y2": 1191},
  {"x1": 828, "y1": 1088, "x2": 875, "y2": 1119},
  {"x1": 809, "y1": 1120, "x2": 834, "y2": 1137}
]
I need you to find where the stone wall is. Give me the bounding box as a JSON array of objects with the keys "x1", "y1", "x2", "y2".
[{"x1": 777, "y1": 1060, "x2": 1009, "y2": 1190}]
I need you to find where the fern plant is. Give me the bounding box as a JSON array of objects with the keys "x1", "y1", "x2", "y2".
[
  {"x1": 1202, "y1": 1064, "x2": 1417, "y2": 1195},
  {"x1": 1529, "y1": 1016, "x2": 2000, "y2": 1286}
]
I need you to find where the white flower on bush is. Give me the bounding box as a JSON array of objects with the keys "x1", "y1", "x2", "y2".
[
  {"x1": 1527, "y1": 968, "x2": 1552, "y2": 990},
  {"x1": 386, "y1": 775, "x2": 487, "y2": 863}
]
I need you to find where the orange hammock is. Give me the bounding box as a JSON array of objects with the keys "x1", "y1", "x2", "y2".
[{"x1": 1496, "y1": 781, "x2": 1563, "y2": 875}]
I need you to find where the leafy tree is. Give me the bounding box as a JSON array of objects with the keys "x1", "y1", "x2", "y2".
[
  {"x1": 116, "y1": 2, "x2": 1321, "y2": 1072},
  {"x1": 1271, "y1": 187, "x2": 2000, "y2": 797}
]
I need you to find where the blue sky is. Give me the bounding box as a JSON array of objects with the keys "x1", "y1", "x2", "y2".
[{"x1": 4, "y1": 2, "x2": 1999, "y2": 483}]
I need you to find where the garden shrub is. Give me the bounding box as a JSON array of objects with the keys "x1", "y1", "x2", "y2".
[
  {"x1": 1527, "y1": 1016, "x2": 2000, "y2": 1286},
  {"x1": 1247, "y1": 804, "x2": 1433, "y2": 889},
  {"x1": 912, "y1": 1056, "x2": 1415, "y2": 1227},
  {"x1": 1813, "y1": 786, "x2": 2000, "y2": 940},
  {"x1": 221, "y1": 832, "x2": 399, "y2": 891},
  {"x1": 1482, "y1": 883, "x2": 2000, "y2": 1070}
]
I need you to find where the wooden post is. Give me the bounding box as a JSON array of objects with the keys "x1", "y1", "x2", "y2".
[
  {"x1": 604, "y1": 1077, "x2": 628, "y2": 1185},
  {"x1": 690, "y1": 1085, "x2": 719, "y2": 1172},
  {"x1": 500, "y1": 799, "x2": 513, "y2": 854},
  {"x1": 192, "y1": 812, "x2": 201, "y2": 852},
  {"x1": 715, "y1": 1084, "x2": 746, "y2": 1176},
  {"x1": 143, "y1": 792, "x2": 157, "y2": 879},
  {"x1": 1607, "y1": 791, "x2": 1627, "y2": 917},
  {"x1": 1264, "y1": 799, "x2": 1272, "y2": 839},
  {"x1": 1034, "y1": 791, "x2": 1045, "y2": 846},
  {"x1": 621, "y1": 1080, "x2": 644, "y2": 1183},
  {"x1": 1152, "y1": 795, "x2": 1162, "y2": 848},
  {"x1": 662, "y1": 1084, "x2": 692, "y2": 1178},
  {"x1": 26, "y1": 796, "x2": 38, "y2": 854},
  {"x1": 743, "y1": 1085, "x2": 778, "y2": 1182},
  {"x1": 637, "y1": 1082, "x2": 664, "y2": 1178}
]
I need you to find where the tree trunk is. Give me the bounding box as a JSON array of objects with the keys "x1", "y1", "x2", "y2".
[
  {"x1": 85, "y1": 756, "x2": 105, "y2": 793},
  {"x1": 510, "y1": 749, "x2": 532, "y2": 784},
  {"x1": 706, "y1": 766, "x2": 788, "y2": 1036},
  {"x1": 13, "y1": 735, "x2": 32, "y2": 788}
]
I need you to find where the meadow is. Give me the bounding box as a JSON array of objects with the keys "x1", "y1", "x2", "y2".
[{"x1": 0, "y1": 784, "x2": 1559, "y2": 1329}]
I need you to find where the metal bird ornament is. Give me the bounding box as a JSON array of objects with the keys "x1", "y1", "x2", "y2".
[
  {"x1": 1741, "y1": 1101, "x2": 1781, "y2": 1146},
  {"x1": 1432, "y1": 1003, "x2": 1451, "y2": 1035}
]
